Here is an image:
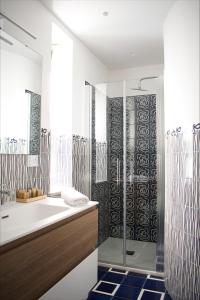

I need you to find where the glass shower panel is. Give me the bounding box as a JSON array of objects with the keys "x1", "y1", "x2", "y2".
[
  {"x1": 125, "y1": 79, "x2": 158, "y2": 271},
  {"x1": 97, "y1": 81, "x2": 124, "y2": 266},
  {"x1": 93, "y1": 78, "x2": 163, "y2": 272}
]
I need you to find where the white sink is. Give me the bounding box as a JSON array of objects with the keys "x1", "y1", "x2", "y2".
[
  {"x1": 1, "y1": 204, "x2": 69, "y2": 232},
  {"x1": 0, "y1": 198, "x2": 97, "y2": 246}
]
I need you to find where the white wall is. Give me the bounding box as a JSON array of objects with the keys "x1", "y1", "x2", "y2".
[
  {"x1": 164, "y1": 0, "x2": 200, "y2": 129},
  {"x1": 73, "y1": 43, "x2": 108, "y2": 136},
  {"x1": 0, "y1": 0, "x2": 108, "y2": 133},
  {"x1": 108, "y1": 64, "x2": 163, "y2": 82}
]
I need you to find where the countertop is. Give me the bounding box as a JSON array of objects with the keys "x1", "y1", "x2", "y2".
[{"x1": 0, "y1": 198, "x2": 98, "y2": 246}]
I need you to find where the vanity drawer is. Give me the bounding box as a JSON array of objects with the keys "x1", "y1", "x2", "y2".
[{"x1": 0, "y1": 207, "x2": 98, "y2": 300}]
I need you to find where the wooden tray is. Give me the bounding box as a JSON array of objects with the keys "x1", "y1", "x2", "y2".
[{"x1": 16, "y1": 195, "x2": 47, "y2": 203}]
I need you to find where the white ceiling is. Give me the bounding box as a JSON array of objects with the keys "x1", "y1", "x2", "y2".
[{"x1": 41, "y1": 0, "x2": 175, "y2": 70}]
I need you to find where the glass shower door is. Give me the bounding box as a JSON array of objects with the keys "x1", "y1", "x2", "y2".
[
  {"x1": 91, "y1": 78, "x2": 162, "y2": 272},
  {"x1": 125, "y1": 79, "x2": 158, "y2": 271},
  {"x1": 96, "y1": 81, "x2": 125, "y2": 266}
]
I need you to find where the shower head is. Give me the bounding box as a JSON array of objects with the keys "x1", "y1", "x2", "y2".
[
  {"x1": 131, "y1": 76, "x2": 158, "y2": 91},
  {"x1": 131, "y1": 88, "x2": 148, "y2": 91}
]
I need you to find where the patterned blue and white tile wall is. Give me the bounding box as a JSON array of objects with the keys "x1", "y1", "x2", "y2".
[
  {"x1": 165, "y1": 124, "x2": 200, "y2": 300},
  {"x1": 72, "y1": 90, "x2": 158, "y2": 245},
  {"x1": 108, "y1": 95, "x2": 158, "y2": 242},
  {"x1": 107, "y1": 97, "x2": 124, "y2": 238}
]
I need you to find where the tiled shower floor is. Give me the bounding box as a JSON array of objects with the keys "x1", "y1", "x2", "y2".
[
  {"x1": 87, "y1": 266, "x2": 172, "y2": 300},
  {"x1": 98, "y1": 238, "x2": 156, "y2": 271}
]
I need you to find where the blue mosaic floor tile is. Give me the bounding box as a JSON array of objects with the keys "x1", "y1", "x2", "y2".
[
  {"x1": 112, "y1": 297, "x2": 129, "y2": 300},
  {"x1": 143, "y1": 279, "x2": 165, "y2": 292},
  {"x1": 99, "y1": 266, "x2": 109, "y2": 272},
  {"x1": 128, "y1": 271, "x2": 147, "y2": 278},
  {"x1": 103, "y1": 272, "x2": 126, "y2": 284},
  {"x1": 98, "y1": 267, "x2": 109, "y2": 280},
  {"x1": 115, "y1": 285, "x2": 141, "y2": 299},
  {"x1": 88, "y1": 267, "x2": 174, "y2": 300},
  {"x1": 123, "y1": 275, "x2": 146, "y2": 288},
  {"x1": 87, "y1": 291, "x2": 112, "y2": 300},
  {"x1": 141, "y1": 290, "x2": 162, "y2": 300},
  {"x1": 95, "y1": 281, "x2": 117, "y2": 294}
]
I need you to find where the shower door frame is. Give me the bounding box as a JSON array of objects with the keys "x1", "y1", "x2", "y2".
[{"x1": 122, "y1": 80, "x2": 127, "y2": 266}]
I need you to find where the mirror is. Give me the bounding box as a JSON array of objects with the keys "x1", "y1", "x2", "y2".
[
  {"x1": 95, "y1": 83, "x2": 107, "y2": 183},
  {"x1": 0, "y1": 29, "x2": 42, "y2": 154}
]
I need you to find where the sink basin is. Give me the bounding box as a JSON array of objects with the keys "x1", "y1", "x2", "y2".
[
  {"x1": 1, "y1": 204, "x2": 69, "y2": 232},
  {"x1": 0, "y1": 198, "x2": 96, "y2": 247}
]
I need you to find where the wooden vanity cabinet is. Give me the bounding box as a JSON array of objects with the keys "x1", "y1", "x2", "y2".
[{"x1": 0, "y1": 206, "x2": 98, "y2": 300}]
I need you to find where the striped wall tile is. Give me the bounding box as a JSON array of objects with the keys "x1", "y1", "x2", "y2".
[
  {"x1": 0, "y1": 133, "x2": 50, "y2": 195},
  {"x1": 165, "y1": 125, "x2": 200, "y2": 300}
]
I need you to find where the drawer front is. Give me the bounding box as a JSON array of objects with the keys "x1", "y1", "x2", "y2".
[{"x1": 0, "y1": 208, "x2": 98, "y2": 300}]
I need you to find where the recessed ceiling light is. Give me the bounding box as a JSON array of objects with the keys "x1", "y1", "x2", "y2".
[{"x1": 102, "y1": 11, "x2": 109, "y2": 16}]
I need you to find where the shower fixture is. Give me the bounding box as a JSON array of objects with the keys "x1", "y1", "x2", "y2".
[{"x1": 131, "y1": 76, "x2": 158, "y2": 91}]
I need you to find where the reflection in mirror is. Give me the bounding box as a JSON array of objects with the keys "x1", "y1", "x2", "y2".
[
  {"x1": 0, "y1": 29, "x2": 42, "y2": 154},
  {"x1": 95, "y1": 84, "x2": 107, "y2": 183}
]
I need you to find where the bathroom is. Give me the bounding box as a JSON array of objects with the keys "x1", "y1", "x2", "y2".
[{"x1": 0, "y1": 0, "x2": 199, "y2": 299}]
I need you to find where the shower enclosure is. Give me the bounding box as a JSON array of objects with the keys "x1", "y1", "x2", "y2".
[{"x1": 74, "y1": 78, "x2": 164, "y2": 273}]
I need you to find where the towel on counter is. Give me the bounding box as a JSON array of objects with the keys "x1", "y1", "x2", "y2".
[{"x1": 61, "y1": 187, "x2": 89, "y2": 206}]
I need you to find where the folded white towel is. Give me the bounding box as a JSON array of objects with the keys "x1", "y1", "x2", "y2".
[{"x1": 61, "y1": 187, "x2": 89, "y2": 207}]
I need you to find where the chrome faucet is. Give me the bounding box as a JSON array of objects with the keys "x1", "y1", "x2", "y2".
[{"x1": 0, "y1": 184, "x2": 16, "y2": 206}]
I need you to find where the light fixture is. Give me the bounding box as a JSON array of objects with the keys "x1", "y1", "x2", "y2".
[
  {"x1": 0, "y1": 35, "x2": 13, "y2": 46},
  {"x1": 102, "y1": 11, "x2": 109, "y2": 16}
]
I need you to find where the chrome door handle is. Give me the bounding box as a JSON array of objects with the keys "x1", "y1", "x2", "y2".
[{"x1": 117, "y1": 157, "x2": 120, "y2": 185}]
